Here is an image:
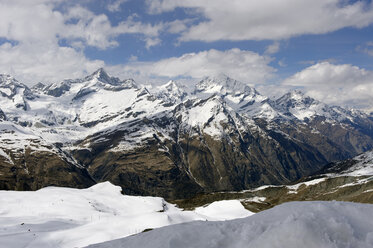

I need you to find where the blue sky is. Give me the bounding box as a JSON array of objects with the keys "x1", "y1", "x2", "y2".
[{"x1": 1, "y1": 0, "x2": 373, "y2": 110}]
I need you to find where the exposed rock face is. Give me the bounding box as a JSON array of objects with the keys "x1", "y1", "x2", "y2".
[
  {"x1": 1, "y1": 70, "x2": 373, "y2": 200},
  {"x1": 0, "y1": 122, "x2": 95, "y2": 191},
  {"x1": 174, "y1": 150, "x2": 373, "y2": 211},
  {"x1": 0, "y1": 147, "x2": 95, "y2": 191}
]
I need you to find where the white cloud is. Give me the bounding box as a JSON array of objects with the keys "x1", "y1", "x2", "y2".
[
  {"x1": 107, "y1": 48, "x2": 275, "y2": 84},
  {"x1": 265, "y1": 42, "x2": 280, "y2": 55},
  {"x1": 146, "y1": 0, "x2": 373, "y2": 42},
  {"x1": 0, "y1": 41, "x2": 104, "y2": 85},
  {"x1": 0, "y1": 0, "x2": 164, "y2": 84},
  {"x1": 144, "y1": 37, "x2": 162, "y2": 49},
  {"x1": 283, "y1": 62, "x2": 373, "y2": 110},
  {"x1": 357, "y1": 41, "x2": 373, "y2": 56},
  {"x1": 107, "y1": 0, "x2": 128, "y2": 12},
  {"x1": 61, "y1": 6, "x2": 164, "y2": 50}
]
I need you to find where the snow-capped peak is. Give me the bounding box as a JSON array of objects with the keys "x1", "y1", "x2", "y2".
[
  {"x1": 276, "y1": 90, "x2": 317, "y2": 108},
  {"x1": 42, "y1": 69, "x2": 139, "y2": 98},
  {"x1": 161, "y1": 80, "x2": 179, "y2": 91},
  {"x1": 154, "y1": 80, "x2": 187, "y2": 104},
  {"x1": 86, "y1": 68, "x2": 112, "y2": 84},
  {"x1": 195, "y1": 74, "x2": 256, "y2": 96},
  {"x1": 0, "y1": 74, "x2": 36, "y2": 112},
  {"x1": 0, "y1": 75, "x2": 33, "y2": 97},
  {"x1": 273, "y1": 90, "x2": 359, "y2": 122},
  {"x1": 85, "y1": 68, "x2": 138, "y2": 89},
  {"x1": 274, "y1": 90, "x2": 331, "y2": 121},
  {"x1": 0, "y1": 74, "x2": 17, "y2": 85}
]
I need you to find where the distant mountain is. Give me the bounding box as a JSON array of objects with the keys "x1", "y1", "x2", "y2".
[{"x1": 1, "y1": 69, "x2": 373, "y2": 199}]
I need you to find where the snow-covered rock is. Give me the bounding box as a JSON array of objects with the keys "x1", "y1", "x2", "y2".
[
  {"x1": 274, "y1": 90, "x2": 366, "y2": 123},
  {"x1": 331, "y1": 150, "x2": 373, "y2": 177},
  {"x1": 193, "y1": 74, "x2": 277, "y2": 119},
  {"x1": 153, "y1": 80, "x2": 188, "y2": 105}
]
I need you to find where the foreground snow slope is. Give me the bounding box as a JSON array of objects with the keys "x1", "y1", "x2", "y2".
[
  {"x1": 88, "y1": 201, "x2": 373, "y2": 248},
  {"x1": 0, "y1": 182, "x2": 252, "y2": 248}
]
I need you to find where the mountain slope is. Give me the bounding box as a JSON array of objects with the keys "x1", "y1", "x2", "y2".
[
  {"x1": 1, "y1": 69, "x2": 373, "y2": 199},
  {"x1": 173, "y1": 149, "x2": 373, "y2": 212},
  {"x1": 0, "y1": 121, "x2": 95, "y2": 190}
]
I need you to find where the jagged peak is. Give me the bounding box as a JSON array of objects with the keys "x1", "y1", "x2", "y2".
[
  {"x1": 87, "y1": 68, "x2": 139, "y2": 89},
  {"x1": 0, "y1": 74, "x2": 35, "y2": 102},
  {"x1": 157, "y1": 80, "x2": 185, "y2": 93},
  {"x1": 163, "y1": 80, "x2": 178, "y2": 89},
  {"x1": 276, "y1": 90, "x2": 318, "y2": 107},
  {"x1": 32, "y1": 82, "x2": 46, "y2": 90},
  {"x1": 0, "y1": 74, "x2": 25, "y2": 88},
  {"x1": 0, "y1": 74, "x2": 14, "y2": 82},
  {"x1": 121, "y1": 78, "x2": 138, "y2": 89},
  {"x1": 136, "y1": 86, "x2": 151, "y2": 97},
  {"x1": 91, "y1": 67, "x2": 107, "y2": 77},
  {"x1": 196, "y1": 74, "x2": 258, "y2": 96},
  {"x1": 86, "y1": 68, "x2": 113, "y2": 84}
]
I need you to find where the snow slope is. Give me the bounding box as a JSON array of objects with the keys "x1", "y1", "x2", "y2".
[
  {"x1": 274, "y1": 90, "x2": 360, "y2": 122},
  {"x1": 340, "y1": 150, "x2": 373, "y2": 177},
  {"x1": 88, "y1": 201, "x2": 373, "y2": 248},
  {"x1": 0, "y1": 182, "x2": 252, "y2": 248}
]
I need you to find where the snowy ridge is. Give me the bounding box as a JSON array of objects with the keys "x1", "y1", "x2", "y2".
[
  {"x1": 274, "y1": 90, "x2": 365, "y2": 122},
  {"x1": 0, "y1": 69, "x2": 367, "y2": 145},
  {"x1": 192, "y1": 74, "x2": 277, "y2": 119},
  {"x1": 339, "y1": 150, "x2": 373, "y2": 176},
  {"x1": 153, "y1": 80, "x2": 187, "y2": 105}
]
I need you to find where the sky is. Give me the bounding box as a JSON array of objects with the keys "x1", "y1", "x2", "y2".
[{"x1": 1, "y1": 0, "x2": 373, "y2": 111}]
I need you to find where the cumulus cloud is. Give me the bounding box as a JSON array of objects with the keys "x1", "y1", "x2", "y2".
[
  {"x1": 283, "y1": 62, "x2": 373, "y2": 110},
  {"x1": 107, "y1": 0, "x2": 128, "y2": 12},
  {"x1": 107, "y1": 48, "x2": 276, "y2": 84},
  {"x1": 0, "y1": 41, "x2": 104, "y2": 84},
  {"x1": 265, "y1": 42, "x2": 280, "y2": 55},
  {"x1": 0, "y1": 0, "x2": 164, "y2": 84},
  {"x1": 146, "y1": 0, "x2": 373, "y2": 42},
  {"x1": 357, "y1": 41, "x2": 373, "y2": 56}
]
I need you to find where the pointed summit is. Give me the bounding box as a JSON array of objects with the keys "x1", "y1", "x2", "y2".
[
  {"x1": 273, "y1": 90, "x2": 342, "y2": 121},
  {"x1": 276, "y1": 90, "x2": 317, "y2": 109},
  {"x1": 195, "y1": 74, "x2": 257, "y2": 96},
  {"x1": 86, "y1": 68, "x2": 138, "y2": 89},
  {"x1": 0, "y1": 74, "x2": 35, "y2": 101},
  {"x1": 155, "y1": 80, "x2": 187, "y2": 104},
  {"x1": 0, "y1": 74, "x2": 23, "y2": 88},
  {"x1": 87, "y1": 68, "x2": 112, "y2": 84}
]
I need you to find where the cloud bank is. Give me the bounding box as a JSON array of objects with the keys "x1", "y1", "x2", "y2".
[
  {"x1": 0, "y1": 0, "x2": 163, "y2": 84},
  {"x1": 108, "y1": 48, "x2": 275, "y2": 85},
  {"x1": 147, "y1": 0, "x2": 373, "y2": 42}
]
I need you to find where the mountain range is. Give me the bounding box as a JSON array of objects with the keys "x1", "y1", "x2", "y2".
[{"x1": 1, "y1": 68, "x2": 373, "y2": 200}]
